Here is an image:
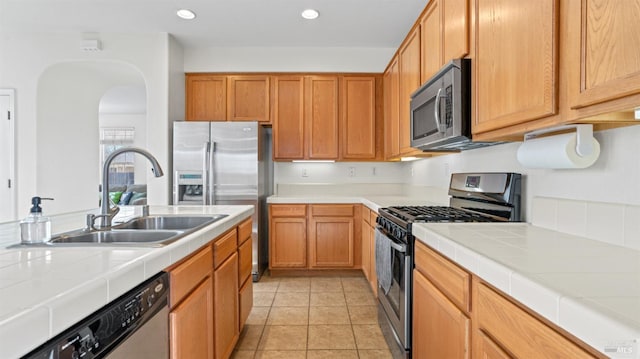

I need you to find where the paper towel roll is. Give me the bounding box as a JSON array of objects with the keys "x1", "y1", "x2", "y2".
[{"x1": 516, "y1": 132, "x2": 600, "y2": 169}]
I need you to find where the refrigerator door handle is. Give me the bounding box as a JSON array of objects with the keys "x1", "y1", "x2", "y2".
[
  {"x1": 202, "y1": 142, "x2": 211, "y2": 205},
  {"x1": 209, "y1": 141, "x2": 216, "y2": 205}
]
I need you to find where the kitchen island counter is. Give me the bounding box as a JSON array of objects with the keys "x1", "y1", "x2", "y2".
[
  {"x1": 0, "y1": 205, "x2": 253, "y2": 358},
  {"x1": 413, "y1": 222, "x2": 640, "y2": 358}
]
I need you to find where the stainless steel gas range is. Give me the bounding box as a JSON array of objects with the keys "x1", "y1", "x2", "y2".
[{"x1": 375, "y1": 172, "x2": 522, "y2": 359}]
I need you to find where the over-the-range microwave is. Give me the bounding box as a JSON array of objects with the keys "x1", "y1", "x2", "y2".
[{"x1": 410, "y1": 58, "x2": 500, "y2": 151}]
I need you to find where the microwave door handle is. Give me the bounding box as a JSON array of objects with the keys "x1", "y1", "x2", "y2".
[{"x1": 434, "y1": 87, "x2": 444, "y2": 133}]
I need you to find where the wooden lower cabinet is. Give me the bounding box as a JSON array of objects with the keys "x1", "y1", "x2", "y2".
[
  {"x1": 168, "y1": 246, "x2": 214, "y2": 359},
  {"x1": 361, "y1": 206, "x2": 378, "y2": 295},
  {"x1": 168, "y1": 219, "x2": 253, "y2": 359},
  {"x1": 270, "y1": 217, "x2": 307, "y2": 268},
  {"x1": 413, "y1": 241, "x2": 470, "y2": 359},
  {"x1": 214, "y1": 252, "x2": 240, "y2": 359},
  {"x1": 413, "y1": 239, "x2": 602, "y2": 359},
  {"x1": 473, "y1": 281, "x2": 598, "y2": 359},
  {"x1": 308, "y1": 215, "x2": 354, "y2": 268},
  {"x1": 169, "y1": 278, "x2": 214, "y2": 359},
  {"x1": 269, "y1": 204, "x2": 359, "y2": 270}
]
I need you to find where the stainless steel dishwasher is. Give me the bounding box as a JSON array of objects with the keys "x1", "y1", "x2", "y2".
[{"x1": 23, "y1": 272, "x2": 169, "y2": 359}]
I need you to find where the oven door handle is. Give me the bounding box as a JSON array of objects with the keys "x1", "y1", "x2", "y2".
[
  {"x1": 388, "y1": 238, "x2": 407, "y2": 253},
  {"x1": 377, "y1": 228, "x2": 407, "y2": 253}
]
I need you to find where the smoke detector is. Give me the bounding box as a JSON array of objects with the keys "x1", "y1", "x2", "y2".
[{"x1": 81, "y1": 39, "x2": 102, "y2": 52}]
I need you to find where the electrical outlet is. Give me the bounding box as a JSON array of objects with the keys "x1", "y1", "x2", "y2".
[
  {"x1": 301, "y1": 168, "x2": 308, "y2": 177},
  {"x1": 372, "y1": 167, "x2": 377, "y2": 176},
  {"x1": 411, "y1": 167, "x2": 414, "y2": 177},
  {"x1": 348, "y1": 167, "x2": 356, "y2": 177}
]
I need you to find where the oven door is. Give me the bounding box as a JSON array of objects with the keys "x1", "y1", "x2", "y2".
[{"x1": 375, "y1": 227, "x2": 411, "y2": 354}]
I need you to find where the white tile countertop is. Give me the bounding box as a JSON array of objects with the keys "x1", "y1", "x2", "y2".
[
  {"x1": 413, "y1": 222, "x2": 640, "y2": 358},
  {"x1": 0, "y1": 205, "x2": 253, "y2": 358}
]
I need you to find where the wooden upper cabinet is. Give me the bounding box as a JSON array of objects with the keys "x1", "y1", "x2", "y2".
[
  {"x1": 272, "y1": 76, "x2": 305, "y2": 160},
  {"x1": 442, "y1": 0, "x2": 469, "y2": 62},
  {"x1": 384, "y1": 57, "x2": 401, "y2": 159},
  {"x1": 228, "y1": 76, "x2": 270, "y2": 122},
  {"x1": 568, "y1": 0, "x2": 640, "y2": 110},
  {"x1": 399, "y1": 27, "x2": 422, "y2": 155},
  {"x1": 341, "y1": 76, "x2": 377, "y2": 160},
  {"x1": 421, "y1": 0, "x2": 443, "y2": 82},
  {"x1": 473, "y1": 0, "x2": 558, "y2": 134},
  {"x1": 186, "y1": 75, "x2": 227, "y2": 121},
  {"x1": 306, "y1": 76, "x2": 339, "y2": 159}
]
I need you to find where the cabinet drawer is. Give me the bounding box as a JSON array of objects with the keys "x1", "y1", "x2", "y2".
[
  {"x1": 169, "y1": 245, "x2": 213, "y2": 306},
  {"x1": 214, "y1": 228, "x2": 238, "y2": 268},
  {"x1": 238, "y1": 236, "x2": 252, "y2": 285},
  {"x1": 238, "y1": 218, "x2": 252, "y2": 245},
  {"x1": 414, "y1": 241, "x2": 470, "y2": 312},
  {"x1": 311, "y1": 204, "x2": 354, "y2": 217},
  {"x1": 370, "y1": 210, "x2": 378, "y2": 226},
  {"x1": 270, "y1": 204, "x2": 306, "y2": 217},
  {"x1": 475, "y1": 282, "x2": 597, "y2": 358},
  {"x1": 362, "y1": 206, "x2": 371, "y2": 224}
]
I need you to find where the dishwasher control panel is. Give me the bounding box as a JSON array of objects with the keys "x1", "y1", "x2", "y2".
[{"x1": 22, "y1": 272, "x2": 169, "y2": 359}]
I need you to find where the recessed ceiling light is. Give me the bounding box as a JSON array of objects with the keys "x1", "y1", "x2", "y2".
[
  {"x1": 301, "y1": 9, "x2": 319, "y2": 20},
  {"x1": 177, "y1": 9, "x2": 196, "y2": 20}
]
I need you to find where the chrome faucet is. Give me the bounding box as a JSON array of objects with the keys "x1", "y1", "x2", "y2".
[{"x1": 89, "y1": 147, "x2": 164, "y2": 230}]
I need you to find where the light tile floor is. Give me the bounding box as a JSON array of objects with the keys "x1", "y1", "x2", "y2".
[{"x1": 232, "y1": 274, "x2": 392, "y2": 359}]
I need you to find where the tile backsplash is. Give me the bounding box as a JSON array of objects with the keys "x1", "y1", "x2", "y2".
[{"x1": 532, "y1": 197, "x2": 640, "y2": 250}]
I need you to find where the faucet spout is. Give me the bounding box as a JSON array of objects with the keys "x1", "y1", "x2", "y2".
[{"x1": 99, "y1": 147, "x2": 164, "y2": 229}]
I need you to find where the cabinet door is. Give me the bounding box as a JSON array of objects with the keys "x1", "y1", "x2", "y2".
[
  {"x1": 273, "y1": 76, "x2": 305, "y2": 159},
  {"x1": 228, "y1": 75, "x2": 270, "y2": 122},
  {"x1": 306, "y1": 76, "x2": 339, "y2": 159},
  {"x1": 309, "y1": 217, "x2": 355, "y2": 268},
  {"x1": 368, "y1": 222, "x2": 378, "y2": 296},
  {"x1": 421, "y1": 0, "x2": 442, "y2": 82},
  {"x1": 169, "y1": 277, "x2": 214, "y2": 359},
  {"x1": 384, "y1": 57, "x2": 401, "y2": 159},
  {"x1": 568, "y1": 0, "x2": 640, "y2": 109},
  {"x1": 186, "y1": 75, "x2": 227, "y2": 121},
  {"x1": 239, "y1": 279, "x2": 253, "y2": 332},
  {"x1": 474, "y1": 0, "x2": 558, "y2": 134},
  {"x1": 214, "y1": 252, "x2": 240, "y2": 359},
  {"x1": 361, "y1": 216, "x2": 371, "y2": 279},
  {"x1": 270, "y1": 217, "x2": 307, "y2": 268},
  {"x1": 443, "y1": 0, "x2": 469, "y2": 62},
  {"x1": 341, "y1": 76, "x2": 377, "y2": 159},
  {"x1": 238, "y1": 236, "x2": 252, "y2": 285},
  {"x1": 474, "y1": 330, "x2": 514, "y2": 359},
  {"x1": 399, "y1": 27, "x2": 422, "y2": 155},
  {"x1": 413, "y1": 270, "x2": 470, "y2": 359}
]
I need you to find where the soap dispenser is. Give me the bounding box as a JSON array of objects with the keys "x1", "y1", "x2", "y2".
[{"x1": 20, "y1": 197, "x2": 54, "y2": 244}]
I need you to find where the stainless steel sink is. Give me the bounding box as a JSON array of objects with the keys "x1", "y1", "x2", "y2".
[
  {"x1": 113, "y1": 215, "x2": 227, "y2": 231},
  {"x1": 50, "y1": 230, "x2": 182, "y2": 246},
  {"x1": 37, "y1": 214, "x2": 229, "y2": 247}
]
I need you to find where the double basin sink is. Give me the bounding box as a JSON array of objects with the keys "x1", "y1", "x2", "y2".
[{"x1": 48, "y1": 215, "x2": 228, "y2": 247}]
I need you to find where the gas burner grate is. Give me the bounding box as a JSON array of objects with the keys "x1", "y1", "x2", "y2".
[{"x1": 387, "y1": 206, "x2": 496, "y2": 223}]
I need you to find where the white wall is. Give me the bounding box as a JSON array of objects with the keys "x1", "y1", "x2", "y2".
[
  {"x1": 184, "y1": 47, "x2": 394, "y2": 73},
  {"x1": 168, "y1": 35, "x2": 185, "y2": 200},
  {"x1": 0, "y1": 32, "x2": 179, "y2": 216},
  {"x1": 407, "y1": 125, "x2": 640, "y2": 221},
  {"x1": 274, "y1": 161, "x2": 406, "y2": 184}
]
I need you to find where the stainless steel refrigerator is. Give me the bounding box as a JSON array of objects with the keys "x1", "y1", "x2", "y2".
[{"x1": 173, "y1": 121, "x2": 272, "y2": 281}]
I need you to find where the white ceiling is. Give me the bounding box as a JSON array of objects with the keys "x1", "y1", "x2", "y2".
[{"x1": 0, "y1": 0, "x2": 429, "y2": 49}]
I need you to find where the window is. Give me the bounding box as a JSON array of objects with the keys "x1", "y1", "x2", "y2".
[{"x1": 100, "y1": 127, "x2": 135, "y2": 187}]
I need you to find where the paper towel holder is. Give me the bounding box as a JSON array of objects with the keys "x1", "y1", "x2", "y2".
[{"x1": 523, "y1": 124, "x2": 595, "y2": 157}]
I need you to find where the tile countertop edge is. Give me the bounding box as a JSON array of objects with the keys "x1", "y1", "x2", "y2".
[
  {"x1": 412, "y1": 223, "x2": 640, "y2": 358},
  {"x1": 0, "y1": 205, "x2": 254, "y2": 358},
  {"x1": 267, "y1": 195, "x2": 445, "y2": 213}
]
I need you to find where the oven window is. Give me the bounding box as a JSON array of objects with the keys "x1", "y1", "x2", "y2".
[
  {"x1": 412, "y1": 97, "x2": 438, "y2": 141},
  {"x1": 386, "y1": 247, "x2": 405, "y2": 315}
]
